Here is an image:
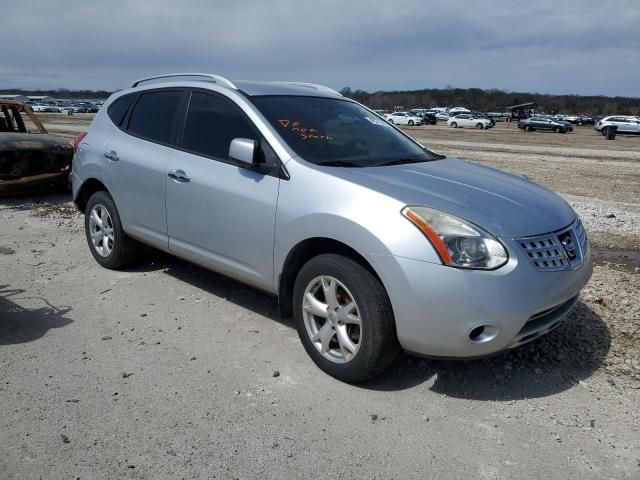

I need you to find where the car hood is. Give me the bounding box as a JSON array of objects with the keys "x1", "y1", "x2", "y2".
[
  {"x1": 0, "y1": 133, "x2": 72, "y2": 152},
  {"x1": 329, "y1": 157, "x2": 576, "y2": 238}
]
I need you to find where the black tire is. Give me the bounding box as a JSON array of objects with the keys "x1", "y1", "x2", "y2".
[
  {"x1": 554, "y1": 126, "x2": 561, "y2": 133},
  {"x1": 524, "y1": 125, "x2": 532, "y2": 132},
  {"x1": 476, "y1": 123, "x2": 484, "y2": 129},
  {"x1": 408, "y1": 120, "x2": 414, "y2": 126},
  {"x1": 602, "y1": 127, "x2": 609, "y2": 137},
  {"x1": 451, "y1": 122, "x2": 457, "y2": 128},
  {"x1": 292, "y1": 254, "x2": 400, "y2": 383},
  {"x1": 84, "y1": 190, "x2": 138, "y2": 269}
]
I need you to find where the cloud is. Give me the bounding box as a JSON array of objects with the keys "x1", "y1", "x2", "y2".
[{"x1": 1, "y1": 0, "x2": 638, "y2": 96}]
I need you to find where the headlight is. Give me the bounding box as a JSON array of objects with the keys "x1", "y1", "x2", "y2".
[{"x1": 402, "y1": 206, "x2": 508, "y2": 270}]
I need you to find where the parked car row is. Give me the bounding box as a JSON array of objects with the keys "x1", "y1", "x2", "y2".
[
  {"x1": 380, "y1": 109, "x2": 493, "y2": 128},
  {"x1": 373, "y1": 107, "x2": 639, "y2": 137},
  {"x1": 553, "y1": 114, "x2": 603, "y2": 125},
  {"x1": 29, "y1": 101, "x2": 103, "y2": 114}
]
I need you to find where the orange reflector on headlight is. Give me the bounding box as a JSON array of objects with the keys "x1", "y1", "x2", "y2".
[{"x1": 403, "y1": 208, "x2": 453, "y2": 265}]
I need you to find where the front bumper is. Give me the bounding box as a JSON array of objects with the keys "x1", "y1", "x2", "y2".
[{"x1": 368, "y1": 235, "x2": 593, "y2": 358}]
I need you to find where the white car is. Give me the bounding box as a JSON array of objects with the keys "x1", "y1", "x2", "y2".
[
  {"x1": 595, "y1": 116, "x2": 640, "y2": 135},
  {"x1": 385, "y1": 112, "x2": 423, "y2": 126},
  {"x1": 448, "y1": 107, "x2": 471, "y2": 116},
  {"x1": 448, "y1": 114, "x2": 492, "y2": 129},
  {"x1": 435, "y1": 112, "x2": 450, "y2": 121}
]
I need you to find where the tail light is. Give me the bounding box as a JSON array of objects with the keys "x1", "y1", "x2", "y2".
[{"x1": 73, "y1": 131, "x2": 87, "y2": 152}]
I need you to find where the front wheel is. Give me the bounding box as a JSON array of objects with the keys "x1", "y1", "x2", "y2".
[
  {"x1": 408, "y1": 120, "x2": 414, "y2": 126},
  {"x1": 84, "y1": 191, "x2": 138, "y2": 269},
  {"x1": 476, "y1": 123, "x2": 484, "y2": 129},
  {"x1": 293, "y1": 254, "x2": 399, "y2": 383},
  {"x1": 450, "y1": 122, "x2": 458, "y2": 128},
  {"x1": 524, "y1": 125, "x2": 532, "y2": 132}
]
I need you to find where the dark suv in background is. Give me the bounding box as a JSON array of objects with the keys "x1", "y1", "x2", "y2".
[{"x1": 409, "y1": 110, "x2": 437, "y2": 125}]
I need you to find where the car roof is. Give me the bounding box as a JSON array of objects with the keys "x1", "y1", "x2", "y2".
[{"x1": 126, "y1": 73, "x2": 343, "y2": 99}]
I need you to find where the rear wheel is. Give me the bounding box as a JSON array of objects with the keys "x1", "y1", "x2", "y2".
[
  {"x1": 293, "y1": 254, "x2": 399, "y2": 383},
  {"x1": 84, "y1": 191, "x2": 138, "y2": 269}
]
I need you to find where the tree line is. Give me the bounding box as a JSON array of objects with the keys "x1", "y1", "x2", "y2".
[
  {"x1": 339, "y1": 87, "x2": 640, "y2": 115},
  {"x1": 3, "y1": 86, "x2": 639, "y2": 115}
]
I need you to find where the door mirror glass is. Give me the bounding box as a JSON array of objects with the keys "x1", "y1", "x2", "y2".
[{"x1": 229, "y1": 138, "x2": 258, "y2": 165}]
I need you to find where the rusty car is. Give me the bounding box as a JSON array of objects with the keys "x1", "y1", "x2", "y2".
[{"x1": 0, "y1": 100, "x2": 73, "y2": 195}]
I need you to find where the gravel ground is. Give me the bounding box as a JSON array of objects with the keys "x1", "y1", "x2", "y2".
[
  {"x1": 1, "y1": 120, "x2": 639, "y2": 479},
  {"x1": 1, "y1": 194, "x2": 639, "y2": 480}
]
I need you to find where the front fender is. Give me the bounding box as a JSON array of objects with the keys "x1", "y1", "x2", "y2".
[{"x1": 273, "y1": 160, "x2": 443, "y2": 289}]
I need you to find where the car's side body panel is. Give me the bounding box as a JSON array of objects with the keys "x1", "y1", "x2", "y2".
[{"x1": 166, "y1": 147, "x2": 280, "y2": 292}]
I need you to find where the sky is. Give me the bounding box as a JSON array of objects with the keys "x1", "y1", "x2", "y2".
[{"x1": 2, "y1": 0, "x2": 639, "y2": 96}]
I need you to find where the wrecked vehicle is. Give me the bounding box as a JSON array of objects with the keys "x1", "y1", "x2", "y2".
[{"x1": 0, "y1": 100, "x2": 72, "y2": 195}]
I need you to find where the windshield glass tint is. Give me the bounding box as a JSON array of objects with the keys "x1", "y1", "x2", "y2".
[{"x1": 250, "y1": 96, "x2": 435, "y2": 166}]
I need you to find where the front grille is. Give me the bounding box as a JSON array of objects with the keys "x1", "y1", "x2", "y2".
[
  {"x1": 516, "y1": 219, "x2": 586, "y2": 272},
  {"x1": 517, "y1": 235, "x2": 569, "y2": 271}
]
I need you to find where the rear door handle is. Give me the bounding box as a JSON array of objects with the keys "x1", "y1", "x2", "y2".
[
  {"x1": 103, "y1": 150, "x2": 119, "y2": 162},
  {"x1": 168, "y1": 169, "x2": 191, "y2": 183}
]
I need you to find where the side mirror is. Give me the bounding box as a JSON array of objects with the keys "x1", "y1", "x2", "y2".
[{"x1": 229, "y1": 138, "x2": 259, "y2": 166}]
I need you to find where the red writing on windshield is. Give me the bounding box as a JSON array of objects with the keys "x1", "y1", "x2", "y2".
[{"x1": 277, "y1": 119, "x2": 333, "y2": 141}]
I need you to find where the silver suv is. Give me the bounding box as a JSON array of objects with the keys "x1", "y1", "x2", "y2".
[{"x1": 72, "y1": 73, "x2": 592, "y2": 382}]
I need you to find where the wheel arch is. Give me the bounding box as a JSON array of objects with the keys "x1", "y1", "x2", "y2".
[
  {"x1": 277, "y1": 237, "x2": 385, "y2": 319},
  {"x1": 74, "y1": 178, "x2": 109, "y2": 212}
]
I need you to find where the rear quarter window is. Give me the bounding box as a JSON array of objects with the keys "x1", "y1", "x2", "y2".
[{"x1": 107, "y1": 94, "x2": 135, "y2": 126}]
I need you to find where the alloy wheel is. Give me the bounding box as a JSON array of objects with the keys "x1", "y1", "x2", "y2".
[
  {"x1": 302, "y1": 275, "x2": 361, "y2": 363},
  {"x1": 88, "y1": 204, "x2": 114, "y2": 257}
]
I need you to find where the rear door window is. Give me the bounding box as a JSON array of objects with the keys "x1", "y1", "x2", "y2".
[{"x1": 127, "y1": 90, "x2": 184, "y2": 144}]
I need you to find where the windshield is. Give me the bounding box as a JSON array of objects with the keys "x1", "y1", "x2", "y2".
[{"x1": 250, "y1": 96, "x2": 440, "y2": 167}]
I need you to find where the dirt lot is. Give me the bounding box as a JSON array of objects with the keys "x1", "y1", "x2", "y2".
[{"x1": 1, "y1": 116, "x2": 639, "y2": 479}]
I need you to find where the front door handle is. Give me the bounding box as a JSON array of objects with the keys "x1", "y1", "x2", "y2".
[
  {"x1": 103, "y1": 150, "x2": 119, "y2": 162},
  {"x1": 168, "y1": 169, "x2": 191, "y2": 183}
]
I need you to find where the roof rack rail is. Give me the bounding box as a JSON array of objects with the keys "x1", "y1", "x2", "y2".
[
  {"x1": 273, "y1": 82, "x2": 342, "y2": 97},
  {"x1": 131, "y1": 73, "x2": 237, "y2": 89}
]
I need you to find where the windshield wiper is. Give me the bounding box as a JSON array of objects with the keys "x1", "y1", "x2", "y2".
[
  {"x1": 316, "y1": 160, "x2": 363, "y2": 168},
  {"x1": 374, "y1": 158, "x2": 428, "y2": 167}
]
